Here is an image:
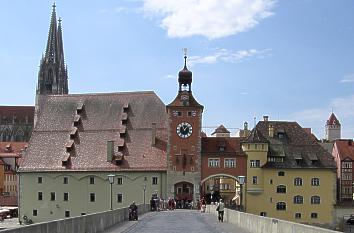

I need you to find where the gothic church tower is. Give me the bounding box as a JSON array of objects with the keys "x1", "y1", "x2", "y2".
[
  {"x1": 37, "y1": 3, "x2": 68, "y2": 95},
  {"x1": 35, "y1": 4, "x2": 68, "y2": 126}
]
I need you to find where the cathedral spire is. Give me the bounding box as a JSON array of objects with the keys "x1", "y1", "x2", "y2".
[{"x1": 37, "y1": 3, "x2": 68, "y2": 95}]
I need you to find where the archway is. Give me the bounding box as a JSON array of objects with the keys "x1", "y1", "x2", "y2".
[
  {"x1": 201, "y1": 174, "x2": 241, "y2": 208},
  {"x1": 174, "y1": 181, "x2": 193, "y2": 209}
]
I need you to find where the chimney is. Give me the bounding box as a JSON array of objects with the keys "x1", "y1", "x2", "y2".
[
  {"x1": 107, "y1": 141, "x2": 114, "y2": 162},
  {"x1": 263, "y1": 116, "x2": 269, "y2": 122},
  {"x1": 151, "y1": 123, "x2": 157, "y2": 146},
  {"x1": 269, "y1": 125, "x2": 274, "y2": 138}
]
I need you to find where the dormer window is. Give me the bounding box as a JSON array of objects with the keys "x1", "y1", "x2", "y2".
[
  {"x1": 73, "y1": 115, "x2": 81, "y2": 127},
  {"x1": 66, "y1": 140, "x2": 74, "y2": 153},
  {"x1": 70, "y1": 127, "x2": 78, "y2": 139},
  {"x1": 123, "y1": 103, "x2": 129, "y2": 113},
  {"x1": 121, "y1": 112, "x2": 128, "y2": 124},
  {"x1": 76, "y1": 102, "x2": 84, "y2": 114}
]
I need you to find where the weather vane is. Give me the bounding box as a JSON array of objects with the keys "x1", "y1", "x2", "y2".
[{"x1": 183, "y1": 48, "x2": 188, "y2": 58}]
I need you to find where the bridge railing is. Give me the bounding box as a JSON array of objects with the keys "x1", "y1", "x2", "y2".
[
  {"x1": 207, "y1": 205, "x2": 338, "y2": 233},
  {"x1": 1, "y1": 204, "x2": 149, "y2": 233}
]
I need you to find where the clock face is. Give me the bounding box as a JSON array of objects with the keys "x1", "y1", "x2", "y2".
[{"x1": 176, "y1": 122, "x2": 193, "y2": 138}]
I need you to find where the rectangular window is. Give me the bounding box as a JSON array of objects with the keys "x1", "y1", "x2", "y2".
[
  {"x1": 117, "y1": 177, "x2": 123, "y2": 185},
  {"x1": 224, "y1": 158, "x2": 236, "y2": 168},
  {"x1": 65, "y1": 211, "x2": 70, "y2": 218},
  {"x1": 33, "y1": 210, "x2": 38, "y2": 216},
  {"x1": 90, "y1": 193, "x2": 95, "y2": 202},
  {"x1": 38, "y1": 192, "x2": 43, "y2": 201},
  {"x1": 252, "y1": 176, "x2": 258, "y2": 185},
  {"x1": 177, "y1": 187, "x2": 183, "y2": 194},
  {"x1": 117, "y1": 194, "x2": 123, "y2": 203},
  {"x1": 63, "y1": 177, "x2": 69, "y2": 184},
  {"x1": 38, "y1": 177, "x2": 43, "y2": 184},
  {"x1": 89, "y1": 177, "x2": 95, "y2": 184},
  {"x1": 311, "y1": 213, "x2": 318, "y2": 219},
  {"x1": 64, "y1": 192, "x2": 69, "y2": 201},
  {"x1": 152, "y1": 177, "x2": 158, "y2": 185},
  {"x1": 208, "y1": 158, "x2": 220, "y2": 167},
  {"x1": 250, "y1": 160, "x2": 260, "y2": 168},
  {"x1": 295, "y1": 213, "x2": 302, "y2": 219},
  {"x1": 50, "y1": 192, "x2": 56, "y2": 201}
]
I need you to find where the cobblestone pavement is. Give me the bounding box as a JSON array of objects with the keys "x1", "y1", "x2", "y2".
[
  {"x1": 105, "y1": 209, "x2": 250, "y2": 233},
  {"x1": 0, "y1": 218, "x2": 21, "y2": 230}
]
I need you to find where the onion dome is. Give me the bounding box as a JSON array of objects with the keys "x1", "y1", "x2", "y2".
[{"x1": 178, "y1": 55, "x2": 192, "y2": 91}]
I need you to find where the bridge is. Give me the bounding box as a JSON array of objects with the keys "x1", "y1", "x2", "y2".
[
  {"x1": 105, "y1": 209, "x2": 249, "y2": 233},
  {"x1": 1, "y1": 205, "x2": 339, "y2": 233}
]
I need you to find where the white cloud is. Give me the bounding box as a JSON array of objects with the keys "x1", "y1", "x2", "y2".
[
  {"x1": 142, "y1": 0, "x2": 276, "y2": 39},
  {"x1": 188, "y1": 48, "x2": 271, "y2": 66},
  {"x1": 164, "y1": 74, "x2": 175, "y2": 79},
  {"x1": 289, "y1": 95, "x2": 354, "y2": 139},
  {"x1": 340, "y1": 74, "x2": 354, "y2": 83}
]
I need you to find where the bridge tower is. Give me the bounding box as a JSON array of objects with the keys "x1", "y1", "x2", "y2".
[{"x1": 166, "y1": 49, "x2": 204, "y2": 204}]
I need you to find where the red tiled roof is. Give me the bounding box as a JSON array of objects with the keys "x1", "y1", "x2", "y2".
[
  {"x1": 0, "y1": 142, "x2": 27, "y2": 154},
  {"x1": 0, "y1": 106, "x2": 34, "y2": 119},
  {"x1": 327, "y1": 113, "x2": 341, "y2": 126},
  {"x1": 19, "y1": 92, "x2": 168, "y2": 172},
  {"x1": 211, "y1": 125, "x2": 230, "y2": 135},
  {"x1": 202, "y1": 137, "x2": 245, "y2": 155},
  {"x1": 335, "y1": 140, "x2": 354, "y2": 161}
]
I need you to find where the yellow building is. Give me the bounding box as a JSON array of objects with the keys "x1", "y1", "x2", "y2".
[{"x1": 242, "y1": 117, "x2": 336, "y2": 228}]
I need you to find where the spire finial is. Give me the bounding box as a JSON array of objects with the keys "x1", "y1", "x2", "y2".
[
  {"x1": 52, "y1": 2, "x2": 56, "y2": 9},
  {"x1": 58, "y1": 17, "x2": 62, "y2": 24},
  {"x1": 183, "y1": 48, "x2": 188, "y2": 67}
]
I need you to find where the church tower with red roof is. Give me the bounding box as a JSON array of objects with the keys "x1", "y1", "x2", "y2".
[{"x1": 325, "y1": 112, "x2": 341, "y2": 141}]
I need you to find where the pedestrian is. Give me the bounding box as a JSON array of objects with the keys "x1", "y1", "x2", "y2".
[
  {"x1": 216, "y1": 199, "x2": 225, "y2": 222},
  {"x1": 201, "y1": 197, "x2": 206, "y2": 213}
]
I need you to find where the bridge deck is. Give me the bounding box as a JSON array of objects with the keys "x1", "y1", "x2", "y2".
[{"x1": 105, "y1": 209, "x2": 250, "y2": 233}]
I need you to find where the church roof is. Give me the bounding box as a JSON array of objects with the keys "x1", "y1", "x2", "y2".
[
  {"x1": 0, "y1": 106, "x2": 34, "y2": 121},
  {"x1": 19, "y1": 92, "x2": 168, "y2": 172},
  {"x1": 327, "y1": 113, "x2": 341, "y2": 126}
]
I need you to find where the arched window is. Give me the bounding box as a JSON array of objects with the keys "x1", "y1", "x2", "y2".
[
  {"x1": 276, "y1": 185, "x2": 286, "y2": 193},
  {"x1": 2, "y1": 128, "x2": 11, "y2": 141},
  {"x1": 311, "y1": 196, "x2": 320, "y2": 204},
  {"x1": 278, "y1": 171, "x2": 285, "y2": 176},
  {"x1": 276, "y1": 202, "x2": 286, "y2": 210},
  {"x1": 294, "y1": 177, "x2": 303, "y2": 186},
  {"x1": 311, "y1": 178, "x2": 320, "y2": 186},
  {"x1": 15, "y1": 129, "x2": 25, "y2": 142},
  {"x1": 293, "y1": 195, "x2": 303, "y2": 204}
]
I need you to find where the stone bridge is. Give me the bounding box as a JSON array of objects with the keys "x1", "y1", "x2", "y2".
[{"x1": 0, "y1": 205, "x2": 339, "y2": 233}]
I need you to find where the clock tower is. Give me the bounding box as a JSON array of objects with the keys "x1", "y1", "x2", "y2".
[{"x1": 166, "y1": 51, "x2": 203, "y2": 204}]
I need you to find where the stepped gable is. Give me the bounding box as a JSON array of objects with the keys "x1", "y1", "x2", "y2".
[
  {"x1": 255, "y1": 121, "x2": 336, "y2": 169},
  {"x1": 19, "y1": 91, "x2": 168, "y2": 172}
]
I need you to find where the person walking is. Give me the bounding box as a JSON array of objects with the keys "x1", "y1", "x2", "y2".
[{"x1": 216, "y1": 199, "x2": 225, "y2": 222}]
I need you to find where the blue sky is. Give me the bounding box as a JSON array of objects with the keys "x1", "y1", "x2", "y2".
[{"x1": 0, "y1": 0, "x2": 353, "y2": 139}]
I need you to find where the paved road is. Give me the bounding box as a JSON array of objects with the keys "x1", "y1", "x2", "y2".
[{"x1": 105, "y1": 209, "x2": 250, "y2": 233}]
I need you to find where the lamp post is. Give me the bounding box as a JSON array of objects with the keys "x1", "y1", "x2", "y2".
[
  {"x1": 238, "y1": 176, "x2": 245, "y2": 212},
  {"x1": 108, "y1": 174, "x2": 115, "y2": 210},
  {"x1": 143, "y1": 178, "x2": 147, "y2": 205}
]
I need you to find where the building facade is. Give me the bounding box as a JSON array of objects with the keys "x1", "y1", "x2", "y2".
[
  {"x1": 242, "y1": 117, "x2": 337, "y2": 227},
  {"x1": 332, "y1": 139, "x2": 354, "y2": 204}
]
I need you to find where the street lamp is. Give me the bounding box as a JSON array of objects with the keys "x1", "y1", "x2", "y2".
[
  {"x1": 108, "y1": 174, "x2": 115, "y2": 210},
  {"x1": 143, "y1": 177, "x2": 147, "y2": 205},
  {"x1": 238, "y1": 176, "x2": 245, "y2": 212}
]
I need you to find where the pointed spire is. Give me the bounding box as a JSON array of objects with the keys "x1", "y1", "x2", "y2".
[{"x1": 37, "y1": 3, "x2": 69, "y2": 95}]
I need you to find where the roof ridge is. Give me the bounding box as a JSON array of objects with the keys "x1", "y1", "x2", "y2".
[{"x1": 45, "y1": 90, "x2": 157, "y2": 97}]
